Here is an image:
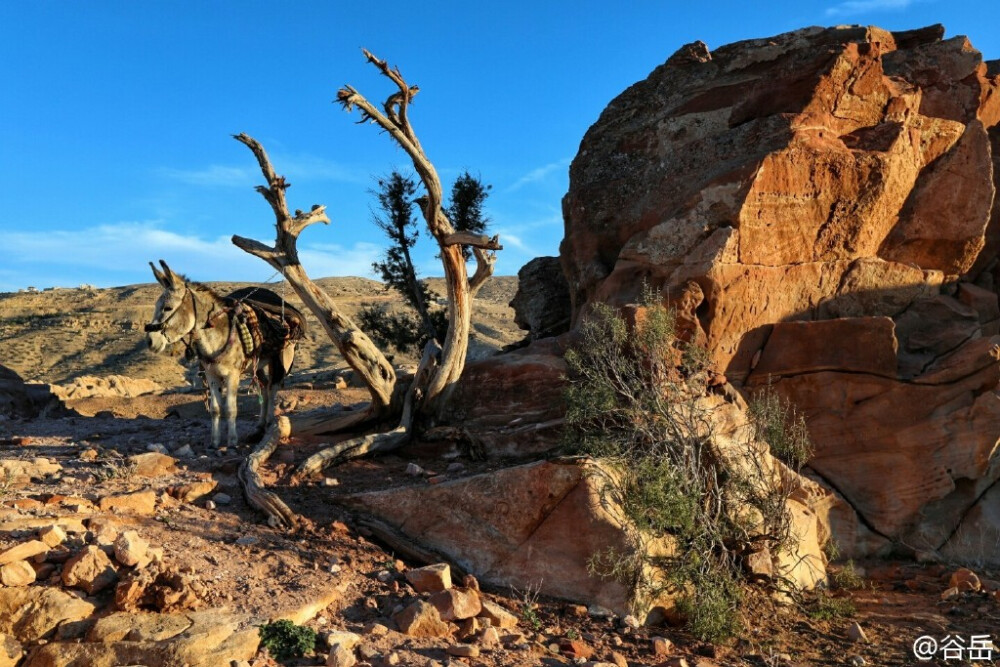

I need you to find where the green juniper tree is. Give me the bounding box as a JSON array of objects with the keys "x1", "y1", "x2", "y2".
[{"x1": 360, "y1": 170, "x2": 491, "y2": 355}]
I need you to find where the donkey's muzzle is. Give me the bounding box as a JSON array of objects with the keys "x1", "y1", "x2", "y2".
[{"x1": 144, "y1": 323, "x2": 163, "y2": 333}]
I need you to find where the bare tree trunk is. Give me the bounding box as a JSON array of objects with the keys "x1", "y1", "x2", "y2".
[
  {"x1": 231, "y1": 133, "x2": 397, "y2": 426},
  {"x1": 336, "y1": 50, "x2": 502, "y2": 417},
  {"x1": 238, "y1": 416, "x2": 299, "y2": 527}
]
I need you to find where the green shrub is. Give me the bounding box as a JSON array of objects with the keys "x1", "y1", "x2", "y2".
[
  {"x1": 808, "y1": 593, "x2": 856, "y2": 620},
  {"x1": 258, "y1": 619, "x2": 316, "y2": 661},
  {"x1": 564, "y1": 288, "x2": 809, "y2": 643}
]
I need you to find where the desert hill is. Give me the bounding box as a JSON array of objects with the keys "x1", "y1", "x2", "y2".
[{"x1": 0, "y1": 276, "x2": 521, "y2": 388}]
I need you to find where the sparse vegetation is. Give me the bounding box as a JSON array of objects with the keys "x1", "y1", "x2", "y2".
[
  {"x1": 564, "y1": 287, "x2": 813, "y2": 642},
  {"x1": 512, "y1": 583, "x2": 543, "y2": 631},
  {"x1": 830, "y1": 560, "x2": 868, "y2": 591},
  {"x1": 808, "y1": 593, "x2": 857, "y2": 620},
  {"x1": 258, "y1": 619, "x2": 317, "y2": 661}
]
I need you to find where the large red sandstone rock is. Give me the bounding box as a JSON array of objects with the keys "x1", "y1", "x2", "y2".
[{"x1": 561, "y1": 24, "x2": 1000, "y2": 562}]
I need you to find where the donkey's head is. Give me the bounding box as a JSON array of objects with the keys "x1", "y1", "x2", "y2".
[{"x1": 145, "y1": 260, "x2": 196, "y2": 353}]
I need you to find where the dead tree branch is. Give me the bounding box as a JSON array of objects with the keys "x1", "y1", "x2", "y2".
[
  {"x1": 238, "y1": 416, "x2": 299, "y2": 528},
  {"x1": 231, "y1": 132, "x2": 397, "y2": 420}
]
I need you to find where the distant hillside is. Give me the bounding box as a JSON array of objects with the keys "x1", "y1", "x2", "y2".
[{"x1": 0, "y1": 276, "x2": 521, "y2": 388}]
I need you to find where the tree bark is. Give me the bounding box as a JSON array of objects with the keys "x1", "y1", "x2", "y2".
[{"x1": 238, "y1": 416, "x2": 299, "y2": 528}]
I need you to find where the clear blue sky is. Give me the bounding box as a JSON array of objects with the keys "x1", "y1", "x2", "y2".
[{"x1": 1, "y1": 1, "x2": 996, "y2": 292}]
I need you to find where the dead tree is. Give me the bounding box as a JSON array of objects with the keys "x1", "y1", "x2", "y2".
[{"x1": 232, "y1": 50, "x2": 501, "y2": 484}]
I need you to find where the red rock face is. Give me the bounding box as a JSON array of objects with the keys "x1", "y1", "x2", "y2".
[{"x1": 563, "y1": 25, "x2": 1000, "y2": 561}]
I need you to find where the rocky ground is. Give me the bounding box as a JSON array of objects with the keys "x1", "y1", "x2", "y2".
[{"x1": 2, "y1": 389, "x2": 999, "y2": 667}]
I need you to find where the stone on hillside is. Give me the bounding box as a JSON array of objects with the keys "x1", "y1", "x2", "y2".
[
  {"x1": 87, "y1": 517, "x2": 120, "y2": 545},
  {"x1": 171, "y1": 480, "x2": 217, "y2": 503},
  {"x1": 847, "y1": 621, "x2": 869, "y2": 643},
  {"x1": 0, "y1": 587, "x2": 96, "y2": 643},
  {"x1": 344, "y1": 460, "x2": 664, "y2": 617},
  {"x1": 98, "y1": 490, "x2": 157, "y2": 515},
  {"x1": 0, "y1": 540, "x2": 49, "y2": 565},
  {"x1": 429, "y1": 587, "x2": 482, "y2": 621},
  {"x1": 128, "y1": 452, "x2": 179, "y2": 478},
  {"x1": 212, "y1": 492, "x2": 232, "y2": 505},
  {"x1": 479, "y1": 600, "x2": 520, "y2": 629},
  {"x1": 509, "y1": 256, "x2": 571, "y2": 340},
  {"x1": 405, "y1": 563, "x2": 452, "y2": 593},
  {"x1": 447, "y1": 643, "x2": 480, "y2": 658},
  {"x1": 0, "y1": 633, "x2": 21, "y2": 667},
  {"x1": 326, "y1": 643, "x2": 357, "y2": 667},
  {"x1": 323, "y1": 631, "x2": 362, "y2": 650},
  {"x1": 393, "y1": 600, "x2": 453, "y2": 638},
  {"x1": 479, "y1": 626, "x2": 501, "y2": 649},
  {"x1": 38, "y1": 525, "x2": 67, "y2": 548},
  {"x1": 62, "y1": 544, "x2": 118, "y2": 594},
  {"x1": 113, "y1": 530, "x2": 150, "y2": 567},
  {"x1": 0, "y1": 561, "x2": 36, "y2": 587}
]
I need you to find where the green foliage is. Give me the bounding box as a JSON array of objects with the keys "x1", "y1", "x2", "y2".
[
  {"x1": 807, "y1": 593, "x2": 856, "y2": 620},
  {"x1": 446, "y1": 171, "x2": 491, "y2": 260},
  {"x1": 258, "y1": 619, "x2": 317, "y2": 661},
  {"x1": 830, "y1": 560, "x2": 868, "y2": 591},
  {"x1": 564, "y1": 288, "x2": 805, "y2": 643},
  {"x1": 361, "y1": 170, "x2": 490, "y2": 354},
  {"x1": 748, "y1": 387, "x2": 813, "y2": 471}
]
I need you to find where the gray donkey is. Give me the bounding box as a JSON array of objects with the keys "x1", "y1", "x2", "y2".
[{"x1": 144, "y1": 260, "x2": 306, "y2": 447}]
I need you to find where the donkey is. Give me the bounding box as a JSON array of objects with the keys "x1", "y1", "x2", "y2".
[{"x1": 144, "y1": 260, "x2": 306, "y2": 448}]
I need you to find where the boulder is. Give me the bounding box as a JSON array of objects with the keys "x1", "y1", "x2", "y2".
[
  {"x1": 393, "y1": 600, "x2": 453, "y2": 638},
  {"x1": 428, "y1": 587, "x2": 482, "y2": 621},
  {"x1": 509, "y1": 256, "x2": 572, "y2": 340},
  {"x1": 0, "y1": 633, "x2": 21, "y2": 667},
  {"x1": 560, "y1": 23, "x2": 1000, "y2": 560},
  {"x1": 61, "y1": 545, "x2": 118, "y2": 594},
  {"x1": 404, "y1": 563, "x2": 452, "y2": 593},
  {"x1": 344, "y1": 460, "x2": 658, "y2": 616},
  {"x1": 0, "y1": 587, "x2": 96, "y2": 643},
  {"x1": 0, "y1": 540, "x2": 49, "y2": 565},
  {"x1": 0, "y1": 561, "x2": 36, "y2": 587},
  {"x1": 113, "y1": 530, "x2": 150, "y2": 568}
]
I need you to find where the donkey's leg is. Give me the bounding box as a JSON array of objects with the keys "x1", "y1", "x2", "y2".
[
  {"x1": 246, "y1": 361, "x2": 270, "y2": 443},
  {"x1": 224, "y1": 371, "x2": 239, "y2": 448},
  {"x1": 205, "y1": 371, "x2": 223, "y2": 449}
]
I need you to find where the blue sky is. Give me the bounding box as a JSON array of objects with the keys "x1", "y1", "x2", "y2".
[{"x1": 1, "y1": 1, "x2": 996, "y2": 292}]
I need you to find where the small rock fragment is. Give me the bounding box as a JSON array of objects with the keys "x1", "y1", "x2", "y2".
[
  {"x1": 113, "y1": 530, "x2": 149, "y2": 567},
  {"x1": 447, "y1": 643, "x2": 480, "y2": 657},
  {"x1": 0, "y1": 540, "x2": 49, "y2": 565},
  {"x1": 652, "y1": 636, "x2": 674, "y2": 656},
  {"x1": 405, "y1": 563, "x2": 451, "y2": 593},
  {"x1": 847, "y1": 621, "x2": 868, "y2": 643},
  {"x1": 38, "y1": 525, "x2": 67, "y2": 548},
  {"x1": 0, "y1": 560, "x2": 36, "y2": 586},
  {"x1": 326, "y1": 643, "x2": 356, "y2": 667},
  {"x1": 393, "y1": 600, "x2": 453, "y2": 638}
]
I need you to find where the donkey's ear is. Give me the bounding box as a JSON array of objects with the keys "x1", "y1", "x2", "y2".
[
  {"x1": 159, "y1": 260, "x2": 181, "y2": 288},
  {"x1": 150, "y1": 261, "x2": 169, "y2": 288}
]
